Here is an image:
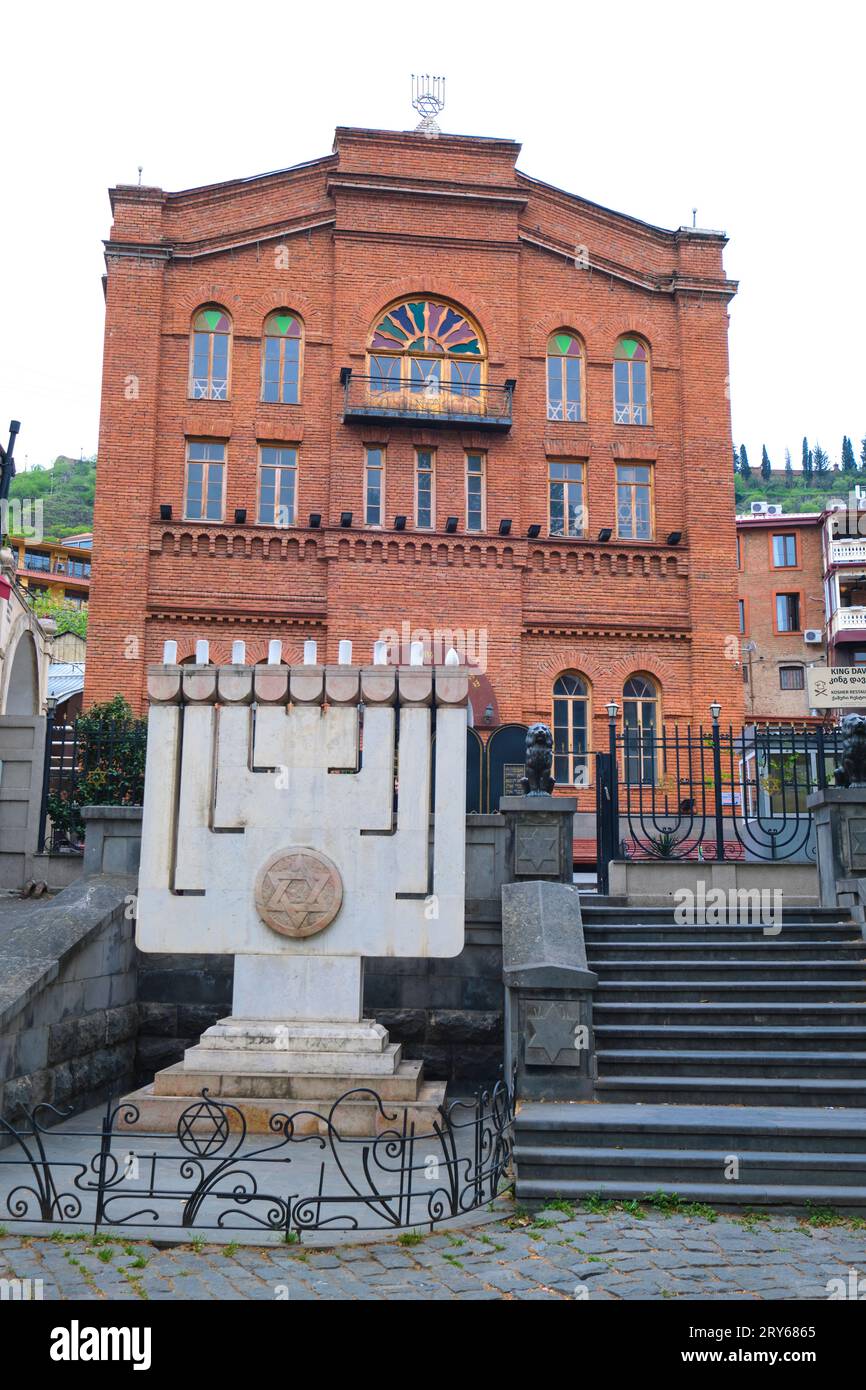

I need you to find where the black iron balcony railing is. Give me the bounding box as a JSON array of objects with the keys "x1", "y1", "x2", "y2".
[{"x1": 340, "y1": 369, "x2": 514, "y2": 430}]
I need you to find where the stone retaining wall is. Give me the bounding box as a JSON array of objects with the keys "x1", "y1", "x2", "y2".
[{"x1": 0, "y1": 877, "x2": 138, "y2": 1134}]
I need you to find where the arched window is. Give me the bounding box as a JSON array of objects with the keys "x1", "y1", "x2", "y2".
[
  {"x1": 190, "y1": 307, "x2": 231, "y2": 400},
  {"x1": 552, "y1": 672, "x2": 590, "y2": 787},
  {"x1": 623, "y1": 674, "x2": 660, "y2": 783},
  {"x1": 367, "y1": 299, "x2": 486, "y2": 409},
  {"x1": 547, "y1": 332, "x2": 584, "y2": 422},
  {"x1": 262, "y1": 311, "x2": 303, "y2": 404},
  {"x1": 613, "y1": 336, "x2": 650, "y2": 425}
]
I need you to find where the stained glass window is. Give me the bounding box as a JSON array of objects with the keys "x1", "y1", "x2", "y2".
[
  {"x1": 370, "y1": 300, "x2": 483, "y2": 357},
  {"x1": 613, "y1": 336, "x2": 650, "y2": 425},
  {"x1": 262, "y1": 312, "x2": 303, "y2": 404},
  {"x1": 190, "y1": 308, "x2": 231, "y2": 400},
  {"x1": 547, "y1": 333, "x2": 584, "y2": 422}
]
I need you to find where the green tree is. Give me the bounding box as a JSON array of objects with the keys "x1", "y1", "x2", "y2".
[
  {"x1": 802, "y1": 437, "x2": 813, "y2": 479},
  {"x1": 739, "y1": 444, "x2": 751, "y2": 479},
  {"x1": 813, "y1": 442, "x2": 830, "y2": 473},
  {"x1": 761, "y1": 445, "x2": 772, "y2": 480},
  {"x1": 860, "y1": 435, "x2": 866, "y2": 470},
  {"x1": 46, "y1": 695, "x2": 146, "y2": 843},
  {"x1": 784, "y1": 448, "x2": 794, "y2": 485},
  {"x1": 842, "y1": 436, "x2": 858, "y2": 472},
  {"x1": 29, "y1": 592, "x2": 88, "y2": 640}
]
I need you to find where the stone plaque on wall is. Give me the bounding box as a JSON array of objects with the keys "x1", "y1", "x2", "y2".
[
  {"x1": 524, "y1": 999, "x2": 588, "y2": 1068},
  {"x1": 847, "y1": 819, "x2": 866, "y2": 870},
  {"x1": 514, "y1": 821, "x2": 560, "y2": 876},
  {"x1": 502, "y1": 763, "x2": 524, "y2": 797}
]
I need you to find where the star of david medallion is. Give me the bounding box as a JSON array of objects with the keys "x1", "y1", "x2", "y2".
[{"x1": 254, "y1": 846, "x2": 343, "y2": 938}]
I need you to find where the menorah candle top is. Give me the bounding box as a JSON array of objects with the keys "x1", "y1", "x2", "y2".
[
  {"x1": 137, "y1": 634, "x2": 470, "y2": 962},
  {"x1": 147, "y1": 638, "x2": 470, "y2": 709}
]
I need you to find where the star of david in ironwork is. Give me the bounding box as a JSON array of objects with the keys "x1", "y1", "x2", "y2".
[
  {"x1": 254, "y1": 847, "x2": 343, "y2": 939},
  {"x1": 526, "y1": 1001, "x2": 580, "y2": 1065},
  {"x1": 177, "y1": 1099, "x2": 231, "y2": 1156}
]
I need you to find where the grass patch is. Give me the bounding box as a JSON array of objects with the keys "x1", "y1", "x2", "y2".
[
  {"x1": 442, "y1": 1253, "x2": 464, "y2": 1269},
  {"x1": 397, "y1": 1232, "x2": 425, "y2": 1247},
  {"x1": 223, "y1": 1242, "x2": 238, "y2": 1258},
  {"x1": 800, "y1": 1203, "x2": 866, "y2": 1230}
]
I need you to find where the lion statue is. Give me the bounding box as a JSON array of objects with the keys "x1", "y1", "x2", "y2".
[
  {"x1": 520, "y1": 722, "x2": 556, "y2": 796},
  {"x1": 834, "y1": 713, "x2": 866, "y2": 788}
]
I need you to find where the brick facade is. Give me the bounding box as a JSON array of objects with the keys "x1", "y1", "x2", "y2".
[{"x1": 86, "y1": 124, "x2": 744, "y2": 798}]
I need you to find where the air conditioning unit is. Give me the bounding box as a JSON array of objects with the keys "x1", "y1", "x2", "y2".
[
  {"x1": 750, "y1": 501, "x2": 769, "y2": 515},
  {"x1": 764, "y1": 504, "x2": 784, "y2": 516},
  {"x1": 804, "y1": 630, "x2": 823, "y2": 645}
]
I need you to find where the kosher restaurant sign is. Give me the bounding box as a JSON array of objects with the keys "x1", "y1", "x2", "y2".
[{"x1": 806, "y1": 666, "x2": 866, "y2": 708}]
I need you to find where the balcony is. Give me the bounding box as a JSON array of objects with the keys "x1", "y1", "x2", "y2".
[
  {"x1": 340, "y1": 369, "x2": 514, "y2": 431},
  {"x1": 829, "y1": 537, "x2": 866, "y2": 566},
  {"x1": 830, "y1": 608, "x2": 866, "y2": 642}
]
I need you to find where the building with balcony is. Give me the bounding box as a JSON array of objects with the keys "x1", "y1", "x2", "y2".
[
  {"x1": 823, "y1": 498, "x2": 866, "y2": 667},
  {"x1": 736, "y1": 510, "x2": 826, "y2": 723},
  {"x1": 85, "y1": 122, "x2": 743, "y2": 787},
  {"x1": 10, "y1": 532, "x2": 92, "y2": 608}
]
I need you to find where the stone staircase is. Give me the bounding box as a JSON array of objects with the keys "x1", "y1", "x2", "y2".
[{"x1": 514, "y1": 902, "x2": 866, "y2": 1208}]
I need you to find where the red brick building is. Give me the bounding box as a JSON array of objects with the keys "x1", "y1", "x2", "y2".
[
  {"x1": 86, "y1": 123, "x2": 743, "y2": 797},
  {"x1": 735, "y1": 510, "x2": 826, "y2": 723}
]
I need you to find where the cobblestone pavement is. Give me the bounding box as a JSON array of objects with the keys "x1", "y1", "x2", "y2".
[{"x1": 2, "y1": 1205, "x2": 865, "y2": 1300}]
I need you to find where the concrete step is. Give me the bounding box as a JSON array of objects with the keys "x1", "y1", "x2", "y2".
[
  {"x1": 512, "y1": 1144, "x2": 866, "y2": 1187},
  {"x1": 589, "y1": 960, "x2": 866, "y2": 982},
  {"x1": 584, "y1": 924, "x2": 863, "y2": 943},
  {"x1": 516, "y1": 1101, "x2": 866, "y2": 1154},
  {"x1": 595, "y1": 981, "x2": 866, "y2": 1003},
  {"x1": 581, "y1": 905, "x2": 848, "y2": 924},
  {"x1": 593, "y1": 1075, "x2": 866, "y2": 1107},
  {"x1": 515, "y1": 1177, "x2": 866, "y2": 1209},
  {"x1": 153, "y1": 1058, "x2": 425, "y2": 1101},
  {"x1": 122, "y1": 1072, "x2": 444, "y2": 1136},
  {"x1": 585, "y1": 940, "x2": 866, "y2": 959},
  {"x1": 596, "y1": 1048, "x2": 866, "y2": 1081},
  {"x1": 594, "y1": 1001, "x2": 866, "y2": 1026},
  {"x1": 594, "y1": 1024, "x2": 866, "y2": 1052}
]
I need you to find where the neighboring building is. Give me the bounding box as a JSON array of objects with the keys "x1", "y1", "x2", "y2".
[
  {"x1": 86, "y1": 122, "x2": 743, "y2": 794},
  {"x1": 824, "y1": 498, "x2": 866, "y2": 672},
  {"x1": 10, "y1": 532, "x2": 92, "y2": 608},
  {"x1": 736, "y1": 509, "x2": 826, "y2": 722},
  {"x1": 0, "y1": 546, "x2": 52, "y2": 715}
]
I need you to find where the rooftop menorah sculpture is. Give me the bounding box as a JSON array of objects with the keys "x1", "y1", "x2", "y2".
[{"x1": 130, "y1": 638, "x2": 469, "y2": 1132}]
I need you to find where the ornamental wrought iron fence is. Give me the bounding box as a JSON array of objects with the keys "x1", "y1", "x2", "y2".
[
  {"x1": 0, "y1": 1083, "x2": 514, "y2": 1240},
  {"x1": 595, "y1": 722, "x2": 843, "y2": 891}
]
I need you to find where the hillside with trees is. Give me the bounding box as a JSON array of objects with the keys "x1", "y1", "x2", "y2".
[
  {"x1": 7, "y1": 455, "x2": 96, "y2": 539},
  {"x1": 734, "y1": 436, "x2": 866, "y2": 514}
]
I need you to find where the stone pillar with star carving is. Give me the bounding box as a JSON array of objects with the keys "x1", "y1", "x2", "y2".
[{"x1": 501, "y1": 877, "x2": 597, "y2": 1103}]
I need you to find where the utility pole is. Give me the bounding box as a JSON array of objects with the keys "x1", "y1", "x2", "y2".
[{"x1": 0, "y1": 419, "x2": 22, "y2": 543}]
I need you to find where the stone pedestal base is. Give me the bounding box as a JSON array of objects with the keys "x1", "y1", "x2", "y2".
[{"x1": 122, "y1": 1013, "x2": 444, "y2": 1136}]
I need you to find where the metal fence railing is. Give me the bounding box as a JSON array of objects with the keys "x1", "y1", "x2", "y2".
[
  {"x1": 38, "y1": 717, "x2": 147, "y2": 854},
  {"x1": 595, "y1": 723, "x2": 843, "y2": 884}
]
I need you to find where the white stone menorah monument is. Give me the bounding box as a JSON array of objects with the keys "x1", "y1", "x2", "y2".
[{"x1": 126, "y1": 638, "x2": 469, "y2": 1132}]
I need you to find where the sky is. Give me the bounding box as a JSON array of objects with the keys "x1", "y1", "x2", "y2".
[{"x1": 1, "y1": 0, "x2": 863, "y2": 475}]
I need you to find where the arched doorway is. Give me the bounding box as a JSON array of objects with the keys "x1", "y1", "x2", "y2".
[{"x1": 4, "y1": 630, "x2": 40, "y2": 715}]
